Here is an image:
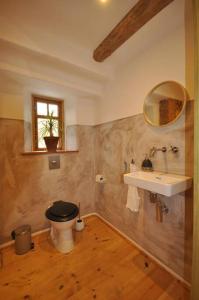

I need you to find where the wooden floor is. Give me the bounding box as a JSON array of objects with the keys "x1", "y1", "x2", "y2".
[{"x1": 0, "y1": 216, "x2": 190, "y2": 300}]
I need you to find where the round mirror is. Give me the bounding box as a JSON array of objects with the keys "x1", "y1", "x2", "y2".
[{"x1": 143, "y1": 81, "x2": 188, "y2": 127}]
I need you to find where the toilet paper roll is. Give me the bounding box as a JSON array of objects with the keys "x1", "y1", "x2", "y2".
[{"x1": 95, "y1": 174, "x2": 106, "y2": 183}]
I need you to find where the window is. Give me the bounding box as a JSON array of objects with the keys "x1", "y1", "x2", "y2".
[{"x1": 32, "y1": 96, "x2": 64, "y2": 151}]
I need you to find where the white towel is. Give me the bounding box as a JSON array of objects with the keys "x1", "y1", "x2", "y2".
[{"x1": 126, "y1": 185, "x2": 140, "y2": 212}]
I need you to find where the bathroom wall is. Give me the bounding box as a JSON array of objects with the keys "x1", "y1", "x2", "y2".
[
  {"x1": 0, "y1": 93, "x2": 24, "y2": 120},
  {"x1": 0, "y1": 110, "x2": 192, "y2": 282},
  {"x1": 92, "y1": 12, "x2": 193, "y2": 283},
  {"x1": 96, "y1": 25, "x2": 185, "y2": 124},
  {"x1": 95, "y1": 112, "x2": 192, "y2": 282},
  {"x1": 0, "y1": 118, "x2": 95, "y2": 243}
]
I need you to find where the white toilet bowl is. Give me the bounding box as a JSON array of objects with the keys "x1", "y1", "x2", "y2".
[
  {"x1": 46, "y1": 201, "x2": 79, "y2": 253},
  {"x1": 50, "y1": 219, "x2": 76, "y2": 253}
]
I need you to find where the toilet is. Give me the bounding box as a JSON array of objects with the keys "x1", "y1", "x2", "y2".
[{"x1": 45, "y1": 201, "x2": 79, "y2": 253}]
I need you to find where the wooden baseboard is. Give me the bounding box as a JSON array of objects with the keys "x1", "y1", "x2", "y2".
[{"x1": 0, "y1": 212, "x2": 190, "y2": 288}]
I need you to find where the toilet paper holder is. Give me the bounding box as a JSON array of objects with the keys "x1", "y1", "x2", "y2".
[{"x1": 95, "y1": 174, "x2": 106, "y2": 183}]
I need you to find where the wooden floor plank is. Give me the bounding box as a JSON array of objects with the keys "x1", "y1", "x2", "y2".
[{"x1": 0, "y1": 216, "x2": 190, "y2": 300}]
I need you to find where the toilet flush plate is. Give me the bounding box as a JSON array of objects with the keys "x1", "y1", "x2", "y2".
[{"x1": 48, "y1": 155, "x2": 60, "y2": 170}]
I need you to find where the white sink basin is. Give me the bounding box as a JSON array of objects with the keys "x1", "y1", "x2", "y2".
[{"x1": 124, "y1": 171, "x2": 192, "y2": 197}]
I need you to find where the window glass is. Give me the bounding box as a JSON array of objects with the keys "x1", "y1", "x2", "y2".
[
  {"x1": 52, "y1": 120, "x2": 59, "y2": 136},
  {"x1": 37, "y1": 118, "x2": 49, "y2": 148},
  {"x1": 49, "y1": 104, "x2": 58, "y2": 117},
  {"x1": 37, "y1": 102, "x2": 47, "y2": 116}
]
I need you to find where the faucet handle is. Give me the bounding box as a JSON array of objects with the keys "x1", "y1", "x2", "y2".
[
  {"x1": 149, "y1": 146, "x2": 167, "y2": 157},
  {"x1": 161, "y1": 147, "x2": 167, "y2": 153},
  {"x1": 169, "y1": 145, "x2": 179, "y2": 153}
]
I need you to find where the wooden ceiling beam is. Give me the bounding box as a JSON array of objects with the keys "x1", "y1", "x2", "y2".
[{"x1": 93, "y1": 0, "x2": 175, "y2": 62}]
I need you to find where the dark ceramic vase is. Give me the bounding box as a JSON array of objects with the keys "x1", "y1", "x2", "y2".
[{"x1": 44, "y1": 136, "x2": 59, "y2": 152}]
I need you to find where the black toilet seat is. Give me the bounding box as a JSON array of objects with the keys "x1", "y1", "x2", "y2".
[{"x1": 46, "y1": 201, "x2": 79, "y2": 222}]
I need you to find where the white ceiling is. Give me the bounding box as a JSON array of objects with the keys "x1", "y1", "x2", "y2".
[
  {"x1": 0, "y1": 0, "x2": 184, "y2": 97},
  {"x1": 0, "y1": 0, "x2": 138, "y2": 76},
  {"x1": 0, "y1": 0, "x2": 137, "y2": 49}
]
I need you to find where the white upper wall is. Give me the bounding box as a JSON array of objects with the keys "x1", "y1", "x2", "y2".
[
  {"x1": 0, "y1": 0, "x2": 185, "y2": 125},
  {"x1": 96, "y1": 25, "x2": 185, "y2": 124},
  {"x1": 0, "y1": 23, "x2": 185, "y2": 126},
  {"x1": 0, "y1": 21, "x2": 185, "y2": 125}
]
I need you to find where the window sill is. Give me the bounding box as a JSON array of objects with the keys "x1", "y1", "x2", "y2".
[{"x1": 22, "y1": 150, "x2": 78, "y2": 155}]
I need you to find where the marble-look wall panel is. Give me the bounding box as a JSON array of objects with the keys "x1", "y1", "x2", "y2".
[
  {"x1": 95, "y1": 113, "x2": 192, "y2": 282},
  {"x1": 0, "y1": 119, "x2": 95, "y2": 243}
]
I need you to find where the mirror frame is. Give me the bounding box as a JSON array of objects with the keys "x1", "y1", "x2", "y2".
[{"x1": 143, "y1": 80, "x2": 189, "y2": 127}]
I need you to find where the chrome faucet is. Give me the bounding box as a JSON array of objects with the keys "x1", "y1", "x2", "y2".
[{"x1": 149, "y1": 146, "x2": 167, "y2": 157}]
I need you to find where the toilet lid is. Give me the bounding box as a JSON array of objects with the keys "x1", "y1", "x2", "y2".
[{"x1": 46, "y1": 201, "x2": 79, "y2": 222}]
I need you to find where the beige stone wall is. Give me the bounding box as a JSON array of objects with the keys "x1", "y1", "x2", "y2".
[
  {"x1": 0, "y1": 119, "x2": 95, "y2": 243},
  {"x1": 95, "y1": 113, "x2": 192, "y2": 282}
]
